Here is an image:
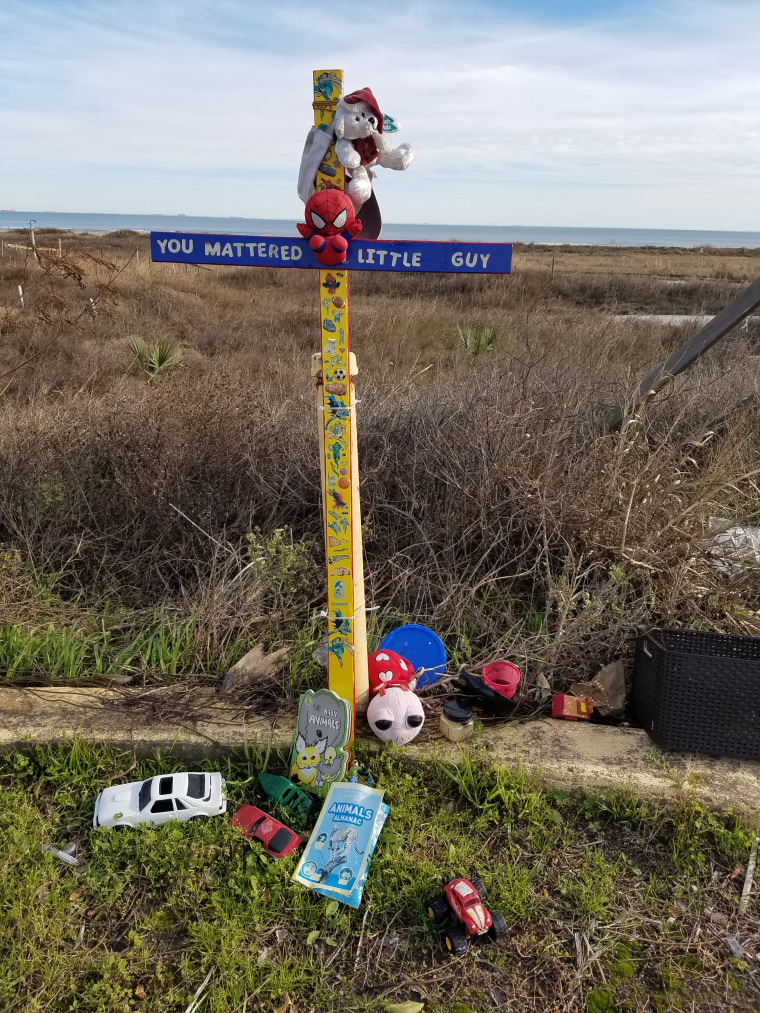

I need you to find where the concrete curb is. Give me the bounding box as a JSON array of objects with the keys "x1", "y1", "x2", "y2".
[{"x1": 2, "y1": 686, "x2": 758, "y2": 820}]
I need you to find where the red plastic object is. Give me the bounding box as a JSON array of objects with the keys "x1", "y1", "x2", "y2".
[
  {"x1": 368, "y1": 648, "x2": 416, "y2": 695},
  {"x1": 551, "y1": 694, "x2": 593, "y2": 720},
  {"x1": 482, "y1": 660, "x2": 521, "y2": 700},
  {"x1": 230, "y1": 804, "x2": 301, "y2": 858},
  {"x1": 296, "y1": 189, "x2": 362, "y2": 266},
  {"x1": 443, "y1": 877, "x2": 493, "y2": 936}
]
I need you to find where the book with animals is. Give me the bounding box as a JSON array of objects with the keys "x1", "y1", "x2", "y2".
[
  {"x1": 289, "y1": 689, "x2": 351, "y2": 793},
  {"x1": 292, "y1": 782, "x2": 388, "y2": 907}
]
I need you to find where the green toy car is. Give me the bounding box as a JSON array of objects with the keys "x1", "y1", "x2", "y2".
[{"x1": 255, "y1": 773, "x2": 315, "y2": 819}]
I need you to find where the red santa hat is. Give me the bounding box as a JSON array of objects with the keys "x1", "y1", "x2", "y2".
[{"x1": 341, "y1": 87, "x2": 384, "y2": 133}]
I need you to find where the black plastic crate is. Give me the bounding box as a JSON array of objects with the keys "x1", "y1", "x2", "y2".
[{"x1": 633, "y1": 627, "x2": 760, "y2": 759}]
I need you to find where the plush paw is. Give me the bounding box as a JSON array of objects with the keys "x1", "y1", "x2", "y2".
[
  {"x1": 377, "y1": 142, "x2": 414, "y2": 171},
  {"x1": 335, "y1": 138, "x2": 362, "y2": 170},
  {"x1": 347, "y1": 175, "x2": 372, "y2": 206}
]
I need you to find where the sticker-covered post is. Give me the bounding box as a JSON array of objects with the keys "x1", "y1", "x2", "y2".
[
  {"x1": 312, "y1": 69, "x2": 369, "y2": 735},
  {"x1": 149, "y1": 77, "x2": 513, "y2": 747}
]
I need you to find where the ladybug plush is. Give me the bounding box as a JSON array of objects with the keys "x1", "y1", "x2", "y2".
[{"x1": 297, "y1": 189, "x2": 362, "y2": 266}]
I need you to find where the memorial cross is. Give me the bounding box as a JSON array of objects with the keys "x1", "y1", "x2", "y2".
[{"x1": 150, "y1": 69, "x2": 512, "y2": 740}]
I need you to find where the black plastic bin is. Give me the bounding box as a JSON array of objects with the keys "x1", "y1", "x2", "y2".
[{"x1": 633, "y1": 627, "x2": 760, "y2": 759}]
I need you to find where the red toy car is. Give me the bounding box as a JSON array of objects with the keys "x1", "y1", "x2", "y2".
[
  {"x1": 427, "y1": 877, "x2": 507, "y2": 956},
  {"x1": 230, "y1": 804, "x2": 301, "y2": 858}
]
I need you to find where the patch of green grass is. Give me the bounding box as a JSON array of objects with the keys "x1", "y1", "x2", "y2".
[
  {"x1": 1, "y1": 741, "x2": 758, "y2": 1012},
  {"x1": 611, "y1": 944, "x2": 636, "y2": 980},
  {"x1": 0, "y1": 543, "x2": 314, "y2": 686},
  {"x1": 0, "y1": 607, "x2": 199, "y2": 678},
  {"x1": 557, "y1": 849, "x2": 623, "y2": 921},
  {"x1": 0, "y1": 604, "x2": 258, "y2": 681},
  {"x1": 666, "y1": 801, "x2": 754, "y2": 871},
  {"x1": 0, "y1": 621, "x2": 94, "y2": 678},
  {"x1": 586, "y1": 989, "x2": 618, "y2": 1013}
]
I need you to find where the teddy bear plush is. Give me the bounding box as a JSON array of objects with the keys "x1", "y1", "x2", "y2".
[{"x1": 331, "y1": 88, "x2": 413, "y2": 208}]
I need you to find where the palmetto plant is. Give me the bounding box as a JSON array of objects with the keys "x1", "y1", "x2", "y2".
[
  {"x1": 457, "y1": 323, "x2": 496, "y2": 355},
  {"x1": 128, "y1": 337, "x2": 177, "y2": 380}
]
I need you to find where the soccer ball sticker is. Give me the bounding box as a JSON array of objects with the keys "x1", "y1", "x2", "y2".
[{"x1": 333, "y1": 368, "x2": 347, "y2": 381}]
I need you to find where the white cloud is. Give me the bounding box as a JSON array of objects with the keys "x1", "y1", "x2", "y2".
[{"x1": 0, "y1": 0, "x2": 758, "y2": 228}]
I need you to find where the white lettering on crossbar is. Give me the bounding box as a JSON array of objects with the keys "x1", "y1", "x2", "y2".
[
  {"x1": 194, "y1": 242, "x2": 318, "y2": 263},
  {"x1": 358, "y1": 248, "x2": 422, "y2": 268},
  {"x1": 451, "y1": 251, "x2": 490, "y2": 269},
  {"x1": 157, "y1": 236, "x2": 501, "y2": 270},
  {"x1": 157, "y1": 238, "x2": 193, "y2": 254}
]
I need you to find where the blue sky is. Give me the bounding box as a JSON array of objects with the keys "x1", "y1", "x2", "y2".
[{"x1": 1, "y1": 0, "x2": 758, "y2": 229}]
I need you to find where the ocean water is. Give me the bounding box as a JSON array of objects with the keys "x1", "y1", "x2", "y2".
[{"x1": 1, "y1": 210, "x2": 759, "y2": 250}]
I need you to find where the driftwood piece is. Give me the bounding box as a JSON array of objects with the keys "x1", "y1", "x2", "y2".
[{"x1": 219, "y1": 644, "x2": 290, "y2": 695}]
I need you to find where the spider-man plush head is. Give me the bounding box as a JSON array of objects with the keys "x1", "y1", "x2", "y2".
[
  {"x1": 300, "y1": 189, "x2": 361, "y2": 238},
  {"x1": 297, "y1": 189, "x2": 362, "y2": 266}
]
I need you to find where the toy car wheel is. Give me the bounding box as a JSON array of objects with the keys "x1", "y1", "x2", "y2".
[
  {"x1": 427, "y1": 895, "x2": 449, "y2": 922},
  {"x1": 470, "y1": 877, "x2": 487, "y2": 899},
  {"x1": 112, "y1": 824, "x2": 129, "y2": 832},
  {"x1": 445, "y1": 926, "x2": 469, "y2": 957},
  {"x1": 488, "y1": 910, "x2": 508, "y2": 941}
]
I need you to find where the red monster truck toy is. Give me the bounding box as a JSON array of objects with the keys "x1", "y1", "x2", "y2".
[{"x1": 426, "y1": 876, "x2": 508, "y2": 956}]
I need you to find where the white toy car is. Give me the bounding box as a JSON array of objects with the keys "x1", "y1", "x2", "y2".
[{"x1": 93, "y1": 771, "x2": 226, "y2": 829}]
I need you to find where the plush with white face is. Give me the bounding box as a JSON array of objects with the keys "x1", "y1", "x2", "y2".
[
  {"x1": 333, "y1": 96, "x2": 380, "y2": 141},
  {"x1": 330, "y1": 87, "x2": 414, "y2": 209},
  {"x1": 367, "y1": 686, "x2": 425, "y2": 746}
]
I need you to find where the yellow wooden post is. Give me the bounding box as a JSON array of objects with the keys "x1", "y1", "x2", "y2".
[{"x1": 312, "y1": 69, "x2": 369, "y2": 737}]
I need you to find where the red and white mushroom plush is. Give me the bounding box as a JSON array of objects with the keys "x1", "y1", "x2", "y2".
[{"x1": 368, "y1": 649, "x2": 416, "y2": 696}]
